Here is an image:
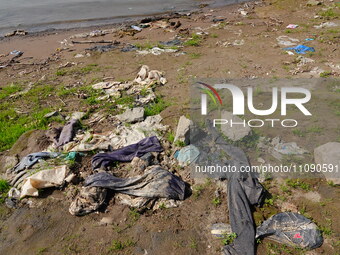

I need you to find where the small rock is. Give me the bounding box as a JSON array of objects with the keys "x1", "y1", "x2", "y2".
[
  {"x1": 314, "y1": 142, "x2": 340, "y2": 185},
  {"x1": 71, "y1": 112, "x2": 86, "y2": 120},
  {"x1": 1, "y1": 155, "x2": 18, "y2": 173},
  {"x1": 174, "y1": 116, "x2": 192, "y2": 144},
  {"x1": 116, "y1": 107, "x2": 144, "y2": 123},
  {"x1": 220, "y1": 111, "x2": 251, "y2": 141},
  {"x1": 99, "y1": 217, "x2": 113, "y2": 226}
]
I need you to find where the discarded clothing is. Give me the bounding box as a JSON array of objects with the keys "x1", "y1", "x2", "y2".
[
  {"x1": 20, "y1": 165, "x2": 68, "y2": 198},
  {"x1": 191, "y1": 121, "x2": 250, "y2": 179},
  {"x1": 85, "y1": 166, "x2": 186, "y2": 200},
  {"x1": 56, "y1": 119, "x2": 79, "y2": 147},
  {"x1": 116, "y1": 193, "x2": 152, "y2": 209},
  {"x1": 69, "y1": 186, "x2": 107, "y2": 216},
  {"x1": 190, "y1": 121, "x2": 265, "y2": 255},
  {"x1": 256, "y1": 212, "x2": 323, "y2": 249},
  {"x1": 92, "y1": 136, "x2": 163, "y2": 169},
  {"x1": 10, "y1": 152, "x2": 60, "y2": 174},
  {"x1": 175, "y1": 145, "x2": 200, "y2": 166},
  {"x1": 223, "y1": 171, "x2": 265, "y2": 255},
  {"x1": 284, "y1": 45, "x2": 315, "y2": 54}
]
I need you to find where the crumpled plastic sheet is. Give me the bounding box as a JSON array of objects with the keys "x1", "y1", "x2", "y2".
[
  {"x1": 56, "y1": 119, "x2": 79, "y2": 147},
  {"x1": 284, "y1": 45, "x2": 315, "y2": 54},
  {"x1": 174, "y1": 145, "x2": 200, "y2": 166},
  {"x1": 85, "y1": 165, "x2": 186, "y2": 200},
  {"x1": 92, "y1": 136, "x2": 163, "y2": 169},
  {"x1": 65, "y1": 115, "x2": 167, "y2": 152},
  {"x1": 274, "y1": 142, "x2": 308, "y2": 155},
  {"x1": 9, "y1": 152, "x2": 60, "y2": 174},
  {"x1": 20, "y1": 165, "x2": 68, "y2": 198},
  {"x1": 256, "y1": 212, "x2": 323, "y2": 249}
]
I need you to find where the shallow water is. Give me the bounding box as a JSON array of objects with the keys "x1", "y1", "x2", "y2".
[{"x1": 0, "y1": 0, "x2": 248, "y2": 35}]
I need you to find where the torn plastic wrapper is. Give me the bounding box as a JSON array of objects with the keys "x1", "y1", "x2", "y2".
[
  {"x1": 256, "y1": 212, "x2": 323, "y2": 249},
  {"x1": 20, "y1": 165, "x2": 68, "y2": 198}
]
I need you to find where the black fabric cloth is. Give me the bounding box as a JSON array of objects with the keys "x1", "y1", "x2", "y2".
[
  {"x1": 191, "y1": 121, "x2": 265, "y2": 255},
  {"x1": 85, "y1": 166, "x2": 186, "y2": 200},
  {"x1": 223, "y1": 172, "x2": 265, "y2": 255},
  {"x1": 91, "y1": 136, "x2": 163, "y2": 169}
]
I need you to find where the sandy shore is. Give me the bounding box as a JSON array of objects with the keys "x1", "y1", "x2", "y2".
[{"x1": 0, "y1": 0, "x2": 339, "y2": 254}]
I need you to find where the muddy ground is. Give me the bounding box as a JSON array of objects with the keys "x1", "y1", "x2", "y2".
[{"x1": 0, "y1": 0, "x2": 339, "y2": 254}]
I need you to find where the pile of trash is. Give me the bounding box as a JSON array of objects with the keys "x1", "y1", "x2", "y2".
[
  {"x1": 257, "y1": 136, "x2": 308, "y2": 161},
  {"x1": 4, "y1": 113, "x2": 186, "y2": 216},
  {"x1": 90, "y1": 65, "x2": 166, "y2": 105},
  {"x1": 1, "y1": 82, "x2": 323, "y2": 254}
]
